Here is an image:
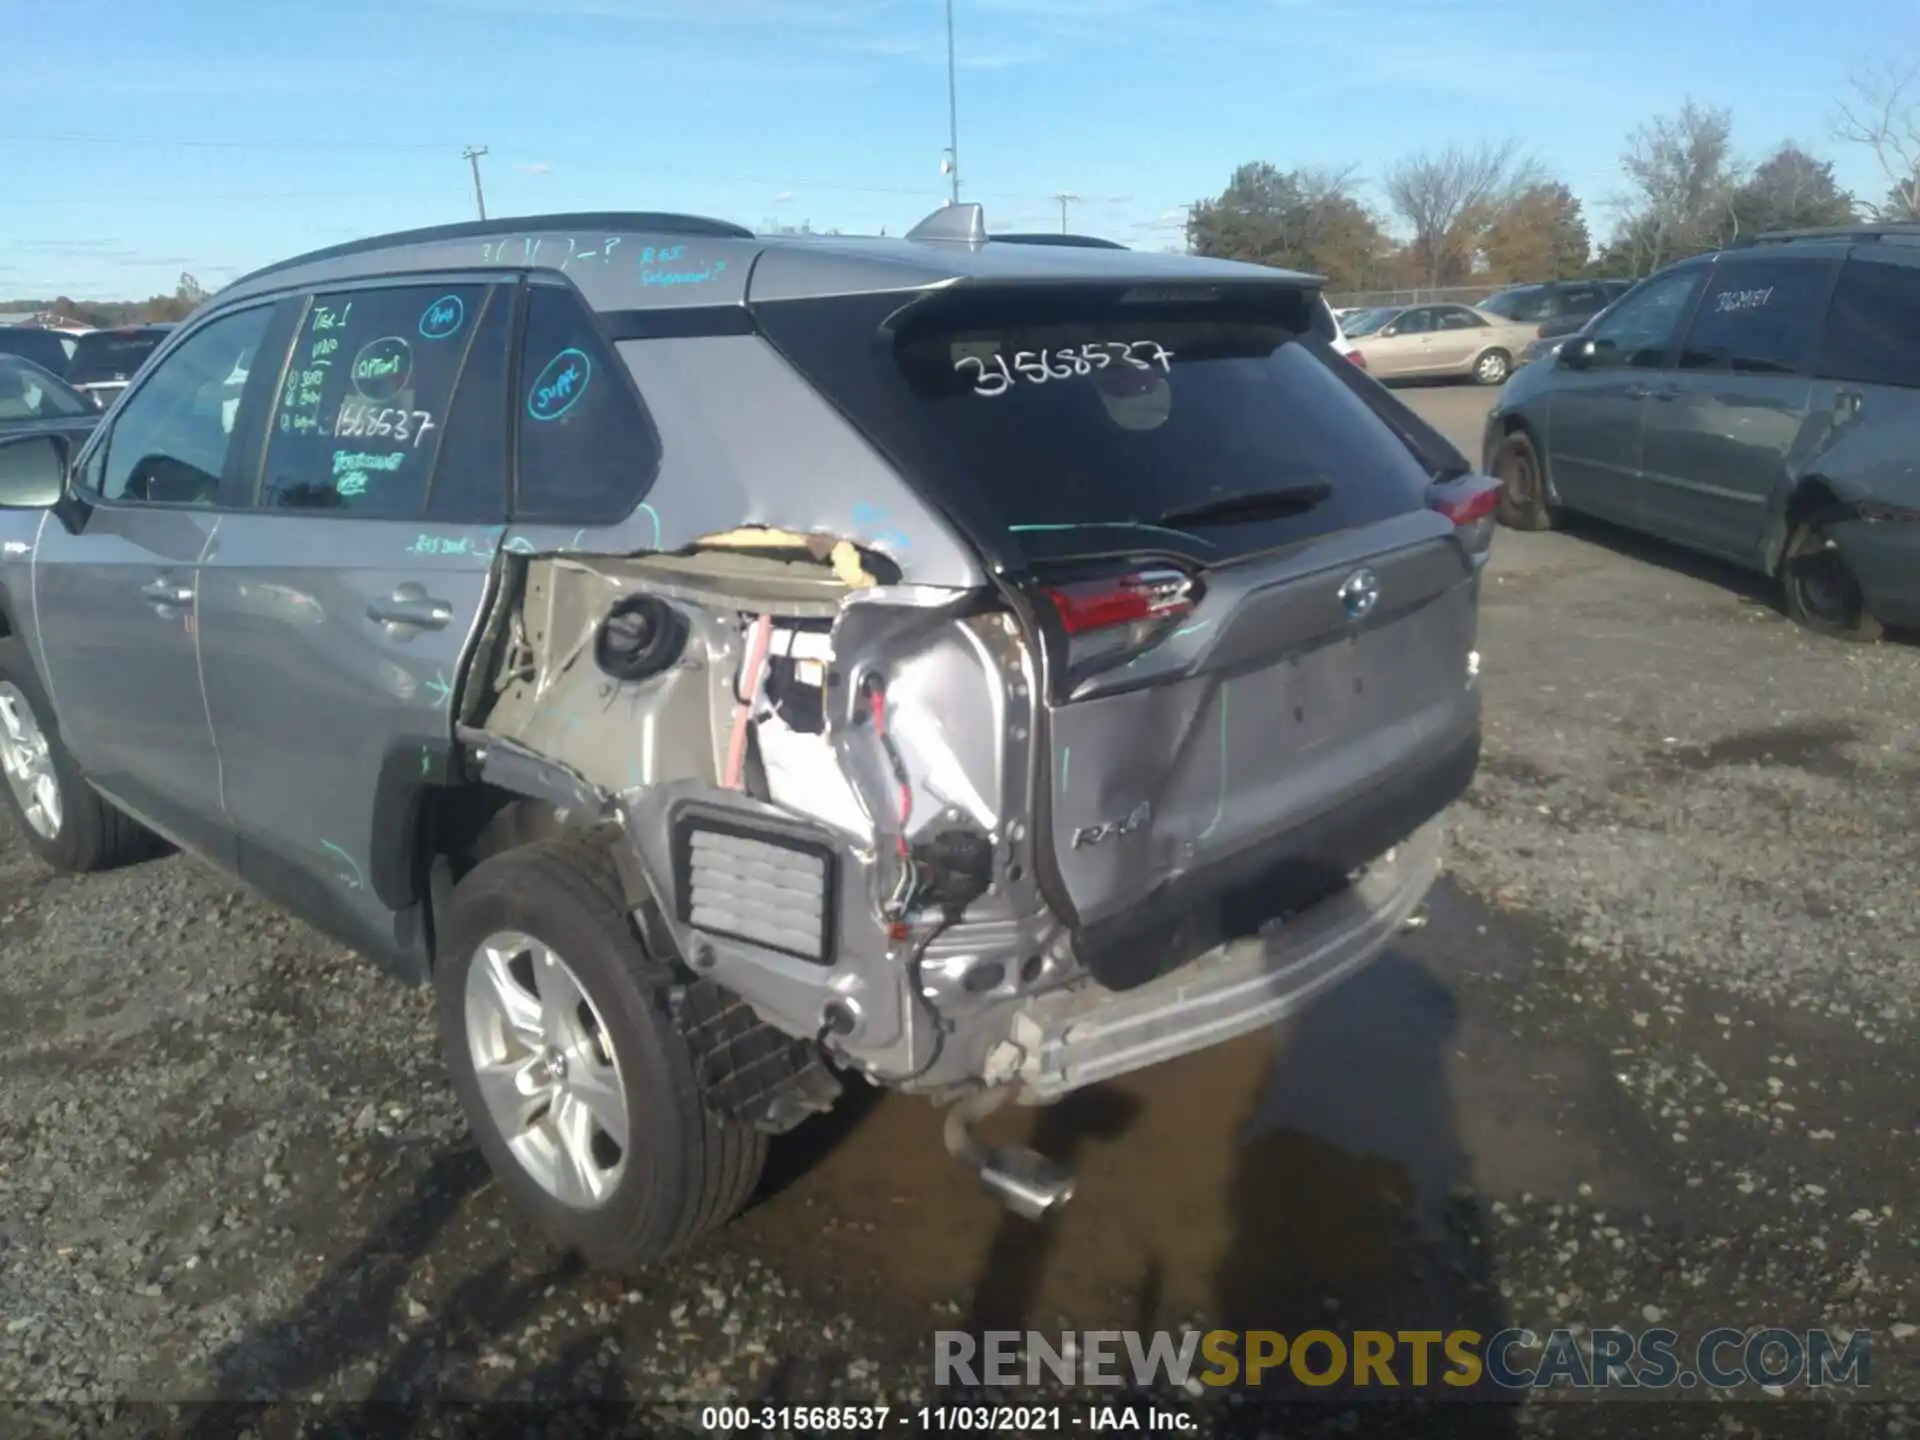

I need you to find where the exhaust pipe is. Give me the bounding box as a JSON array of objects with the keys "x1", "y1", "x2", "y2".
[{"x1": 942, "y1": 1086, "x2": 1076, "y2": 1221}]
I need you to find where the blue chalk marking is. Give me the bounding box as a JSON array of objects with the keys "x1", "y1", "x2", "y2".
[
  {"x1": 1007, "y1": 521, "x2": 1216, "y2": 547},
  {"x1": 527, "y1": 348, "x2": 591, "y2": 422},
  {"x1": 639, "y1": 501, "x2": 662, "y2": 550},
  {"x1": 1172, "y1": 619, "x2": 1215, "y2": 639},
  {"x1": 850, "y1": 501, "x2": 911, "y2": 550},
  {"x1": 425, "y1": 669, "x2": 455, "y2": 707},
  {"x1": 419, "y1": 294, "x2": 465, "y2": 340},
  {"x1": 319, "y1": 840, "x2": 365, "y2": 891},
  {"x1": 1059, "y1": 745, "x2": 1070, "y2": 795},
  {"x1": 420, "y1": 746, "x2": 432, "y2": 777},
  {"x1": 504, "y1": 537, "x2": 537, "y2": 555},
  {"x1": 640, "y1": 257, "x2": 727, "y2": 287},
  {"x1": 568, "y1": 528, "x2": 588, "y2": 551}
]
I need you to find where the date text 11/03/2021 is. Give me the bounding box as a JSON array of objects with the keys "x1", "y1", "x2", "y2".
[{"x1": 698, "y1": 1405, "x2": 1194, "y2": 1433}]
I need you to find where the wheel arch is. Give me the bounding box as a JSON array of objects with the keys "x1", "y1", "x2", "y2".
[{"x1": 1766, "y1": 475, "x2": 1851, "y2": 577}]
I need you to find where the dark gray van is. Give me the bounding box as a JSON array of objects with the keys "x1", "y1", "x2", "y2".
[{"x1": 1485, "y1": 224, "x2": 1920, "y2": 641}]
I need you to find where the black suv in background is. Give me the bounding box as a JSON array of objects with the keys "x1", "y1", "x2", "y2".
[
  {"x1": 0, "y1": 326, "x2": 78, "y2": 380},
  {"x1": 1481, "y1": 279, "x2": 1634, "y2": 333},
  {"x1": 65, "y1": 324, "x2": 174, "y2": 410},
  {"x1": 1485, "y1": 224, "x2": 1920, "y2": 642}
]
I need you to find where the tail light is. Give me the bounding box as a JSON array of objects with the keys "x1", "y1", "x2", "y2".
[
  {"x1": 1347, "y1": 349, "x2": 1367, "y2": 369},
  {"x1": 1041, "y1": 567, "x2": 1198, "y2": 688},
  {"x1": 1429, "y1": 475, "x2": 1501, "y2": 561}
]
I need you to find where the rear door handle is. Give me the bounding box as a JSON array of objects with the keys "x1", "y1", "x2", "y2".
[
  {"x1": 367, "y1": 587, "x2": 453, "y2": 635},
  {"x1": 1624, "y1": 384, "x2": 1651, "y2": 400},
  {"x1": 140, "y1": 578, "x2": 194, "y2": 607}
]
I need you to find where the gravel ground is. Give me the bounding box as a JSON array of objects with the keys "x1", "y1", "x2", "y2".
[{"x1": 3, "y1": 383, "x2": 1919, "y2": 1435}]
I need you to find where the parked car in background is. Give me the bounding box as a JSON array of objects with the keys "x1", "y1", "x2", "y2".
[
  {"x1": 0, "y1": 204, "x2": 1492, "y2": 1272},
  {"x1": 1485, "y1": 224, "x2": 1920, "y2": 642},
  {"x1": 65, "y1": 324, "x2": 175, "y2": 410},
  {"x1": 1479, "y1": 279, "x2": 1634, "y2": 333},
  {"x1": 0, "y1": 355, "x2": 102, "y2": 445},
  {"x1": 1319, "y1": 298, "x2": 1364, "y2": 368},
  {"x1": 0, "y1": 326, "x2": 79, "y2": 380},
  {"x1": 1344, "y1": 301, "x2": 1538, "y2": 384}
]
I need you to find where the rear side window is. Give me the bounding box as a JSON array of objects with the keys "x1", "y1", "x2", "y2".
[
  {"x1": 513, "y1": 285, "x2": 660, "y2": 524},
  {"x1": 1817, "y1": 258, "x2": 1920, "y2": 390},
  {"x1": 1482, "y1": 287, "x2": 1555, "y2": 322},
  {"x1": 260, "y1": 283, "x2": 508, "y2": 516},
  {"x1": 1676, "y1": 260, "x2": 1832, "y2": 375},
  {"x1": 757, "y1": 286, "x2": 1438, "y2": 570}
]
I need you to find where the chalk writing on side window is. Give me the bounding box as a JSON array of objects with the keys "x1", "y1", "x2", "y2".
[
  {"x1": 332, "y1": 450, "x2": 406, "y2": 498},
  {"x1": 419, "y1": 294, "x2": 466, "y2": 340},
  {"x1": 953, "y1": 341, "x2": 1175, "y2": 398},
  {"x1": 334, "y1": 400, "x2": 435, "y2": 447},
  {"x1": 350, "y1": 336, "x2": 413, "y2": 401},
  {"x1": 527, "y1": 348, "x2": 591, "y2": 421},
  {"x1": 277, "y1": 301, "x2": 353, "y2": 435},
  {"x1": 1714, "y1": 285, "x2": 1776, "y2": 314}
]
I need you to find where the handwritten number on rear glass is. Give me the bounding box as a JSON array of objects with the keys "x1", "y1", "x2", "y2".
[{"x1": 955, "y1": 341, "x2": 1173, "y2": 397}]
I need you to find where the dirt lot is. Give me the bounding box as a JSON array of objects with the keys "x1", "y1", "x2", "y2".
[{"x1": 4, "y1": 379, "x2": 1920, "y2": 1431}]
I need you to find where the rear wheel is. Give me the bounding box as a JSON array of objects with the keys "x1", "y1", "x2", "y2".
[
  {"x1": 1491, "y1": 432, "x2": 1557, "y2": 532},
  {"x1": 436, "y1": 833, "x2": 767, "y2": 1272},
  {"x1": 1472, "y1": 348, "x2": 1512, "y2": 386},
  {"x1": 1780, "y1": 515, "x2": 1883, "y2": 643},
  {"x1": 0, "y1": 637, "x2": 149, "y2": 872}
]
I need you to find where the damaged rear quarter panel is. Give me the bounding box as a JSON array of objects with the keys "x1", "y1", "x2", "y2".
[{"x1": 493, "y1": 337, "x2": 987, "y2": 589}]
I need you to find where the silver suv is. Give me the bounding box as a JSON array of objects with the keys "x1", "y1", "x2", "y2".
[{"x1": 0, "y1": 206, "x2": 1492, "y2": 1270}]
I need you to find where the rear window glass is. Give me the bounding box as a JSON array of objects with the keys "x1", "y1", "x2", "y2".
[
  {"x1": 1817, "y1": 258, "x2": 1920, "y2": 390},
  {"x1": 0, "y1": 329, "x2": 73, "y2": 377},
  {"x1": 757, "y1": 287, "x2": 1438, "y2": 569},
  {"x1": 68, "y1": 331, "x2": 166, "y2": 386}
]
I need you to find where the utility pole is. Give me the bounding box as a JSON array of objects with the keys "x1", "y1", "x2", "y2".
[
  {"x1": 944, "y1": 0, "x2": 960, "y2": 204},
  {"x1": 462, "y1": 146, "x2": 489, "y2": 221},
  {"x1": 1054, "y1": 192, "x2": 1079, "y2": 233}
]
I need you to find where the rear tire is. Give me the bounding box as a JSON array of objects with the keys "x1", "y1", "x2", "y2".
[
  {"x1": 436, "y1": 833, "x2": 767, "y2": 1272},
  {"x1": 1472, "y1": 348, "x2": 1512, "y2": 386},
  {"x1": 0, "y1": 637, "x2": 149, "y2": 873},
  {"x1": 1492, "y1": 433, "x2": 1557, "y2": 532},
  {"x1": 1780, "y1": 515, "x2": 1883, "y2": 643}
]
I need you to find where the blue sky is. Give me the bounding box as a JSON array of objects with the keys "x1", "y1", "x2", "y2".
[{"x1": 1, "y1": 0, "x2": 1910, "y2": 299}]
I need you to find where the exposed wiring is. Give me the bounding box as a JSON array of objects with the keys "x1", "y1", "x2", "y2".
[
  {"x1": 819, "y1": 914, "x2": 956, "y2": 1081},
  {"x1": 865, "y1": 674, "x2": 919, "y2": 917},
  {"x1": 723, "y1": 613, "x2": 774, "y2": 791}
]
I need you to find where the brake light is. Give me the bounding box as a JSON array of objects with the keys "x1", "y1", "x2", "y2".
[
  {"x1": 1045, "y1": 569, "x2": 1194, "y2": 634},
  {"x1": 1041, "y1": 567, "x2": 1198, "y2": 689},
  {"x1": 1347, "y1": 349, "x2": 1367, "y2": 369},
  {"x1": 1428, "y1": 475, "x2": 1501, "y2": 561}
]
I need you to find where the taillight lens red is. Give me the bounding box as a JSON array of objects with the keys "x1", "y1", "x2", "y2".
[
  {"x1": 1429, "y1": 475, "x2": 1502, "y2": 560},
  {"x1": 1045, "y1": 569, "x2": 1195, "y2": 634},
  {"x1": 1347, "y1": 349, "x2": 1367, "y2": 368},
  {"x1": 1041, "y1": 568, "x2": 1199, "y2": 688}
]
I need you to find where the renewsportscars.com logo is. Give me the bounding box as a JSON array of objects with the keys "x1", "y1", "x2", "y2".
[{"x1": 934, "y1": 1328, "x2": 1873, "y2": 1392}]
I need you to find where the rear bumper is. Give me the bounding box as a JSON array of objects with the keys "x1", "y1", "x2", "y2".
[
  {"x1": 1830, "y1": 519, "x2": 1920, "y2": 630},
  {"x1": 1073, "y1": 722, "x2": 1480, "y2": 990},
  {"x1": 1013, "y1": 816, "x2": 1445, "y2": 1101}
]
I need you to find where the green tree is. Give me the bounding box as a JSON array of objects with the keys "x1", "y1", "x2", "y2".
[
  {"x1": 1724, "y1": 144, "x2": 1856, "y2": 239},
  {"x1": 1188, "y1": 163, "x2": 1390, "y2": 291},
  {"x1": 1482, "y1": 183, "x2": 1591, "y2": 281}
]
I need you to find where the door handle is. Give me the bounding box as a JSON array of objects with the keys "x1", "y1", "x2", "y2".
[
  {"x1": 1624, "y1": 384, "x2": 1650, "y2": 400},
  {"x1": 367, "y1": 589, "x2": 453, "y2": 633},
  {"x1": 140, "y1": 578, "x2": 194, "y2": 607},
  {"x1": 1834, "y1": 390, "x2": 1865, "y2": 422},
  {"x1": 1647, "y1": 386, "x2": 1680, "y2": 401}
]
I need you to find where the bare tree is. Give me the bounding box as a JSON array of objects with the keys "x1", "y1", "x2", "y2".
[
  {"x1": 1382, "y1": 140, "x2": 1542, "y2": 285},
  {"x1": 1832, "y1": 58, "x2": 1920, "y2": 220},
  {"x1": 1612, "y1": 100, "x2": 1742, "y2": 271}
]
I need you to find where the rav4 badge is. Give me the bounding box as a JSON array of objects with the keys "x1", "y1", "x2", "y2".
[{"x1": 1071, "y1": 801, "x2": 1152, "y2": 849}]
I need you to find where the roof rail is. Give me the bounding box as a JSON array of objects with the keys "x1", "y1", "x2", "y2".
[
  {"x1": 1739, "y1": 222, "x2": 1920, "y2": 247},
  {"x1": 993, "y1": 232, "x2": 1130, "y2": 250},
  {"x1": 906, "y1": 202, "x2": 988, "y2": 247},
  {"x1": 231, "y1": 210, "x2": 755, "y2": 288}
]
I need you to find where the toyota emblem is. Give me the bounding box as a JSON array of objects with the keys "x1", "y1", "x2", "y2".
[{"x1": 1338, "y1": 567, "x2": 1381, "y2": 621}]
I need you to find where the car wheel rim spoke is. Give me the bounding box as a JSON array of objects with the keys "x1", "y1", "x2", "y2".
[
  {"x1": 0, "y1": 683, "x2": 60, "y2": 839},
  {"x1": 463, "y1": 928, "x2": 628, "y2": 1209}
]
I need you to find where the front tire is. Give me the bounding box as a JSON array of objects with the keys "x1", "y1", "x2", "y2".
[
  {"x1": 0, "y1": 637, "x2": 149, "y2": 872},
  {"x1": 436, "y1": 833, "x2": 767, "y2": 1272},
  {"x1": 1491, "y1": 432, "x2": 1557, "y2": 532},
  {"x1": 1780, "y1": 515, "x2": 1883, "y2": 643},
  {"x1": 1472, "y1": 348, "x2": 1512, "y2": 386}
]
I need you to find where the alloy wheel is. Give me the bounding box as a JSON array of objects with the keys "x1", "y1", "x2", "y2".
[
  {"x1": 463, "y1": 930, "x2": 631, "y2": 1209},
  {"x1": 0, "y1": 682, "x2": 62, "y2": 840}
]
